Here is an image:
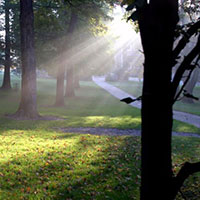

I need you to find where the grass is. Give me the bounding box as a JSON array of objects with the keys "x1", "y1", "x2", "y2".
[
  {"x1": 0, "y1": 76, "x2": 198, "y2": 133},
  {"x1": 0, "y1": 131, "x2": 140, "y2": 199},
  {"x1": 0, "y1": 130, "x2": 200, "y2": 199},
  {"x1": 108, "y1": 80, "x2": 200, "y2": 116},
  {"x1": 0, "y1": 76, "x2": 200, "y2": 199}
]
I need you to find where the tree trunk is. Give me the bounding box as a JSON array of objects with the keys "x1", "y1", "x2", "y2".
[
  {"x1": 1, "y1": 0, "x2": 11, "y2": 90},
  {"x1": 65, "y1": 67, "x2": 75, "y2": 97},
  {"x1": 182, "y1": 67, "x2": 199, "y2": 103},
  {"x1": 139, "y1": 1, "x2": 179, "y2": 199},
  {"x1": 65, "y1": 11, "x2": 77, "y2": 98},
  {"x1": 54, "y1": 9, "x2": 77, "y2": 104},
  {"x1": 54, "y1": 64, "x2": 65, "y2": 106},
  {"x1": 74, "y1": 72, "x2": 80, "y2": 89},
  {"x1": 14, "y1": 0, "x2": 39, "y2": 119}
]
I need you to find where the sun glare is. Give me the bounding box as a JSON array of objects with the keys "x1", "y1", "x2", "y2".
[
  {"x1": 40, "y1": 5, "x2": 143, "y2": 82},
  {"x1": 108, "y1": 6, "x2": 136, "y2": 39}
]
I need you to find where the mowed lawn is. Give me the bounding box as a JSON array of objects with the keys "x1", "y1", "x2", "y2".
[
  {"x1": 0, "y1": 76, "x2": 200, "y2": 199},
  {"x1": 108, "y1": 80, "x2": 200, "y2": 116}
]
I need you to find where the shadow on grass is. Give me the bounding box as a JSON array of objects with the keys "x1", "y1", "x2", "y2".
[
  {"x1": 0, "y1": 134, "x2": 140, "y2": 200},
  {"x1": 0, "y1": 131, "x2": 200, "y2": 199},
  {"x1": 172, "y1": 137, "x2": 200, "y2": 199}
]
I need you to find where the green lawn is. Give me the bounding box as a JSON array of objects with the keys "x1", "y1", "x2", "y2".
[
  {"x1": 0, "y1": 77, "x2": 199, "y2": 199},
  {"x1": 109, "y1": 80, "x2": 200, "y2": 116}
]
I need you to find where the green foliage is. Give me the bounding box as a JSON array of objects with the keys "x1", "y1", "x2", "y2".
[
  {"x1": 0, "y1": 0, "x2": 116, "y2": 73},
  {"x1": 121, "y1": 0, "x2": 146, "y2": 21},
  {"x1": 33, "y1": 0, "x2": 116, "y2": 77}
]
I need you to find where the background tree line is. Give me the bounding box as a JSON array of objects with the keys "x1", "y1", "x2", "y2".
[{"x1": 0, "y1": 0, "x2": 116, "y2": 117}]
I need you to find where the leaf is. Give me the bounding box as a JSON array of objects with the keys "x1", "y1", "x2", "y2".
[
  {"x1": 26, "y1": 187, "x2": 31, "y2": 193},
  {"x1": 120, "y1": 96, "x2": 142, "y2": 104}
]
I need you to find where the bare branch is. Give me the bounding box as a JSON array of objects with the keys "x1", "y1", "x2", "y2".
[
  {"x1": 173, "y1": 54, "x2": 200, "y2": 103},
  {"x1": 173, "y1": 20, "x2": 200, "y2": 61},
  {"x1": 171, "y1": 34, "x2": 200, "y2": 102}
]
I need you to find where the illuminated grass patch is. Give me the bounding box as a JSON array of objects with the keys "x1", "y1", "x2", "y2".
[
  {"x1": 0, "y1": 131, "x2": 200, "y2": 199},
  {"x1": 0, "y1": 130, "x2": 141, "y2": 200}
]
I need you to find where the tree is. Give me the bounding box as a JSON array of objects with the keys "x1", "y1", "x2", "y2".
[
  {"x1": 65, "y1": 11, "x2": 77, "y2": 98},
  {"x1": 53, "y1": 0, "x2": 114, "y2": 105},
  {"x1": 1, "y1": 0, "x2": 12, "y2": 90},
  {"x1": 139, "y1": 1, "x2": 178, "y2": 199},
  {"x1": 122, "y1": 0, "x2": 200, "y2": 199},
  {"x1": 14, "y1": 0, "x2": 39, "y2": 119}
]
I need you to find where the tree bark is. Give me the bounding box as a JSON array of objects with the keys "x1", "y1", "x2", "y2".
[
  {"x1": 54, "y1": 8, "x2": 77, "y2": 104},
  {"x1": 54, "y1": 64, "x2": 65, "y2": 106},
  {"x1": 65, "y1": 11, "x2": 77, "y2": 98},
  {"x1": 1, "y1": 0, "x2": 11, "y2": 90},
  {"x1": 139, "y1": 1, "x2": 179, "y2": 199},
  {"x1": 65, "y1": 67, "x2": 75, "y2": 97},
  {"x1": 74, "y1": 72, "x2": 80, "y2": 89},
  {"x1": 14, "y1": 0, "x2": 39, "y2": 119}
]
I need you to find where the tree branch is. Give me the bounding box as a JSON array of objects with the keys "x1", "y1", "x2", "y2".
[
  {"x1": 171, "y1": 162, "x2": 200, "y2": 199},
  {"x1": 173, "y1": 54, "x2": 200, "y2": 103},
  {"x1": 173, "y1": 20, "x2": 200, "y2": 62},
  {"x1": 171, "y1": 34, "x2": 200, "y2": 102}
]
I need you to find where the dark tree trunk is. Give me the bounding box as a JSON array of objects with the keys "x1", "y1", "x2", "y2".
[
  {"x1": 14, "y1": 0, "x2": 39, "y2": 119},
  {"x1": 54, "y1": 0, "x2": 67, "y2": 106},
  {"x1": 65, "y1": 67, "x2": 75, "y2": 97},
  {"x1": 182, "y1": 67, "x2": 199, "y2": 103},
  {"x1": 54, "y1": 9, "x2": 77, "y2": 104},
  {"x1": 74, "y1": 72, "x2": 80, "y2": 89},
  {"x1": 54, "y1": 64, "x2": 65, "y2": 106},
  {"x1": 65, "y1": 11, "x2": 77, "y2": 98},
  {"x1": 1, "y1": 0, "x2": 11, "y2": 90},
  {"x1": 139, "y1": 1, "x2": 178, "y2": 199}
]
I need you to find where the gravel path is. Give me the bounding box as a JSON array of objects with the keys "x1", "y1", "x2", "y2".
[
  {"x1": 58, "y1": 127, "x2": 200, "y2": 138},
  {"x1": 92, "y1": 76, "x2": 200, "y2": 129}
]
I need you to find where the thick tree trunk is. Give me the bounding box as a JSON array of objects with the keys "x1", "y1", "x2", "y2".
[
  {"x1": 14, "y1": 0, "x2": 39, "y2": 119},
  {"x1": 55, "y1": 64, "x2": 65, "y2": 106},
  {"x1": 139, "y1": 1, "x2": 178, "y2": 199},
  {"x1": 65, "y1": 11, "x2": 77, "y2": 98},
  {"x1": 1, "y1": 0, "x2": 11, "y2": 90}
]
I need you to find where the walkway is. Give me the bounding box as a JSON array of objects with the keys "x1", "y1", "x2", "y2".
[
  {"x1": 58, "y1": 127, "x2": 200, "y2": 138},
  {"x1": 92, "y1": 76, "x2": 200, "y2": 129}
]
